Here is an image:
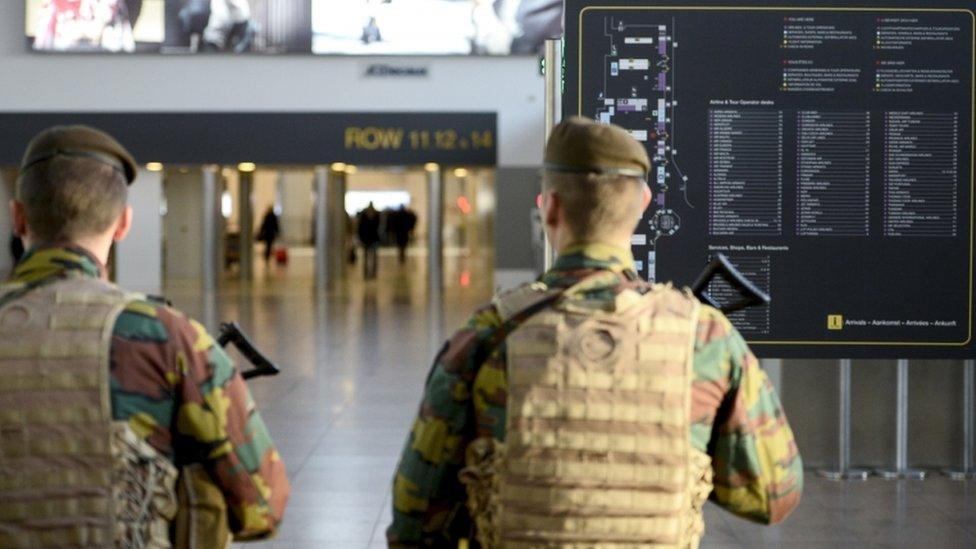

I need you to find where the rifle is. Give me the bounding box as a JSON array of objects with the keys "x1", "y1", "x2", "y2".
[
  {"x1": 690, "y1": 253, "x2": 770, "y2": 314},
  {"x1": 217, "y1": 322, "x2": 281, "y2": 380},
  {"x1": 174, "y1": 322, "x2": 281, "y2": 548}
]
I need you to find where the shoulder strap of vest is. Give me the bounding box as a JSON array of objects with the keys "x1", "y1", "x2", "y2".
[
  {"x1": 479, "y1": 270, "x2": 665, "y2": 367},
  {"x1": 472, "y1": 283, "x2": 564, "y2": 368},
  {"x1": 491, "y1": 282, "x2": 562, "y2": 323}
]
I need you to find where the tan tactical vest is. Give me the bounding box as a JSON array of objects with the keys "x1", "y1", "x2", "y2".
[
  {"x1": 0, "y1": 275, "x2": 177, "y2": 548},
  {"x1": 462, "y1": 282, "x2": 713, "y2": 549}
]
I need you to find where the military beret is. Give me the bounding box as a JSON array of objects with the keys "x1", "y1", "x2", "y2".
[
  {"x1": 20, "y1": 125, "x2": 138, "y2": 184},
  {"x1": 544, "y1": 116, "x2": 651, "y2": 179}
]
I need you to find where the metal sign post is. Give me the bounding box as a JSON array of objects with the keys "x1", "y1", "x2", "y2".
[
  {"x1": 818, "y1": 359, "x2": 869, "y2": 481},
  {"x1": 877, "y1": 359, "x2": 926, "y2": 480},
  {"x1": 542, "y1": 38, "x2": 563, "y2": 272},
  {"x1": 945, "y1": 359, "x2": 976, "y2": 480}
]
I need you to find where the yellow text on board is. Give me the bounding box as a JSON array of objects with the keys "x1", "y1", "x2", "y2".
[{"x1": 345, "y1": 127, "x2": 494, "y2": 151}]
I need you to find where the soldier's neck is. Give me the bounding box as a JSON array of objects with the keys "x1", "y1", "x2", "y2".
[
  {"x1": 558, "y1": 237, "x2": 634, "y2": 257},
  {"x1": 26, "y1": 235, "x2": 112, "y2": 268}
]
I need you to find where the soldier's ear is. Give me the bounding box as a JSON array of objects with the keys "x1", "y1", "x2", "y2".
[
  {"x1": 543, "y1": 190, "x2": 561, "y2": 228},
  {"x1": 640, "y1": 183, "x2": 652, "y2": 213},
  {"x1": 112, "y1": 206, "x2": 133, "y2": 243},
  {"x1": 10, "y1": 200, "x2": 27, "y2": 238}
]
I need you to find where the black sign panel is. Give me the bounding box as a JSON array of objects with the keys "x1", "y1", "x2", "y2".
[
  {"x1": 565, "y1": 0, "x2": 975, "y2": 358},
  {"x1": 0, "y1": 112, "x2": 497, "y2": 167}
]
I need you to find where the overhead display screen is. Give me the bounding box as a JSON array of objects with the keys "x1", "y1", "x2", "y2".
[
  {"x1": 24, "y1": 0, "x2": 560, "y2": 55},
  {"x1": 565, "y1": 0, "x2": 975, "y2": 358},
  {"x1": 311, "y1": 0, "x2": 560, "y2": 55}
]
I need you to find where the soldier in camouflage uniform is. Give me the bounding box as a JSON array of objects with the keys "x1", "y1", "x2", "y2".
[
  {"x1": 387, "y1": 118, "x2": 802, "y2": 547},
  {"x1": 0, "y1": 126, "x2": 289, "y2": 547}
]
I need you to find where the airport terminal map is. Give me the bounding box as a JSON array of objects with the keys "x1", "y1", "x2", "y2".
[{"x1": 565, "y1": 0, "x2": 975, "y2": 358}]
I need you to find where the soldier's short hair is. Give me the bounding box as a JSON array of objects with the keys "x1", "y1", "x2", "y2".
[
  {"x1": 544, "y1": 171, "x2": 646, "y2": 242},
  {"x1": 17, "y1": 156, "x2": 128, "y2": 243}
]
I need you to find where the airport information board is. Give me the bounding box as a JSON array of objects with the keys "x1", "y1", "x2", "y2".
[
  {"x1": 0, "y1": 112, "x2": 497, "y2": 167},
  {"x1": 564, "y1": 0, "x2": 975, "y2": 358}
]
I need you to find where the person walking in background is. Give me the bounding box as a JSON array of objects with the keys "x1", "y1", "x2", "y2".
[
  {"x1": 391, "y1": 205, "x2": 417, "y2": 264},
  {"x1": 257, "y1": 205, "x2": 280, "y2": 264},
  {"x1": 357, "y1": 202, "x2": 381, "y2": 279}
]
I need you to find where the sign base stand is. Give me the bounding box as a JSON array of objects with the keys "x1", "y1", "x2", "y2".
[
  {"x1": 818, "y1": 468, "x2": 871, "y2": 482},
  {"x1": 944, "y1": 359, "x2": 975, "y2": 481},
  {"x1": 943, "y1": 469, "x2": 976, "y2": 481},
  {"x1": 818, "y1": 359, "x2": 870, "y2": 482},
  {"x1": 876, "y1": 360, "x2": 926, "y2": 481}
]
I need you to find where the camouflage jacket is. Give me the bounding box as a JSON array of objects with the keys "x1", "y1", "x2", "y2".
[
  {"x1": 387, "y1": 243, "x2": 803, "y2": 546},
  {"x1": 1, "y1": 245, "x2": 290, "y2": 538}
]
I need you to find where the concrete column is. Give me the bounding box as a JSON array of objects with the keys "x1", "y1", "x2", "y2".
[
  {"x1": 0, "y1": 170, "x2": 14, "y2": 279},
  {"x1": 238, "y1": 169, "x2": 254, "y2": 280},
  {"x1": 314, "y1": 166, "x2": 329, "y2": 293},
  {"x1": 216, "y1": 173, "x2": 227, "y2": 281},
  {"x1": 202, "y1": 166, "x2": 220, "y2": 294},
  {"x1": 314, "y1": 166, "x2": 348, "y2": 292},
  {"x1": 329, "y1": 170, "x2": 347, "y2": 283},
  {"x1": 426, "y1": 164, "x2": 445, "y2": 352},
  {"x1": 427, "y1": 165, "x2": 444, "y2": 295},
  {"x1": 115, "y1": 169, "x2": 163, "y2": 294}
]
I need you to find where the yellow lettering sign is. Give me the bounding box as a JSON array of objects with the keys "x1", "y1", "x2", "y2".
[{"x1": 345, "y1": 127, "x2": 405, "y2": 150}]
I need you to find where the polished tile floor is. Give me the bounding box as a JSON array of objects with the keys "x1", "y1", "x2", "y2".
[{"x1": 164, "y1": 249, "x2": 976, "y2": 549}]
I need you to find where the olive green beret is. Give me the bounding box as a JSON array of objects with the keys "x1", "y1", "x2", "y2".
[
  {"x1": 20, "y1": 125, "x2": 138, "y2": 184},
  {"x1": 544, "y1": 116, "x2": 650, "y2": 178}
]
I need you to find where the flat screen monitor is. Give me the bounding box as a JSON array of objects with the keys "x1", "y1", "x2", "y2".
[{"x1": 24, "y1": 0, "x2": 561, "y2": 55}]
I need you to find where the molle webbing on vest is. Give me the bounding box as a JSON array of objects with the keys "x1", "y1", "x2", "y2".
[
  {"x1": 114, "y1": 422, "x2": 178, "y2": 549},
  {"x1": 0, "y1": 276, "x2": 133, "y2": 548},
  {"x1": 498, "y1": 286, "x2": 702, "y2": 548}
]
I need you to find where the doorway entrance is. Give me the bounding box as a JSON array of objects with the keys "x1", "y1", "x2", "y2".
[{"x1": 159, "y1": 164, "x2": 495, "y2": 294}]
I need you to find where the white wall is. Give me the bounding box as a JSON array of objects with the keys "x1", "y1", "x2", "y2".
[
  {"x1": 278, "y1": 170, "x2": 314, "y2": 245},
  {"x1": 162, "y1": 170, "x2": 204, "y2": 280},
  {"x1": 116, "y1": 169, "x2": 163, "y2": 294},
  {"x1": 0, "y1": 2, "x2": 545, "y2": 168}
]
